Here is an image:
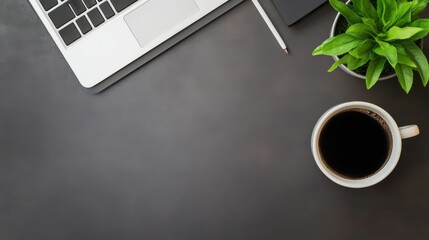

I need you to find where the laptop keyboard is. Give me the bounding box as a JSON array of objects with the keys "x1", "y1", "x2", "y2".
[{"x1": 39, "y1": 0, "x2": 139, "y2": 46}]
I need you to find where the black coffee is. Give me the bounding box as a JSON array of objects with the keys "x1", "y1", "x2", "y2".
[{"x1": 319, "y1": 109, "x2": 391, "y2": 179}]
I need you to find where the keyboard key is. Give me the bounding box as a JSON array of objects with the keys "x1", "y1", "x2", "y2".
[
  {"x1": 68, "y1": 0, "x2": 86, "y2": 16},
  {"x1": 82, "y1": 0, "x2": 96, "y2": 8},
  {"x1": 87, "y1": 8, "x2": 105, "y2": 27},
  {"x1": 76, "y1": 16, "x2": 92, "y2": 34},
  {"x1": 59, "y1": 23, "x2": 81, "y2": 45},
  {"x1": 110, "y1": 0, "x2": 137, "y2": 12},
  {"x1": 48, "y1": 3, "x2": 75, "y2": 28},
  {"x1": 39, "y1": 0, "x2": 57, "y2": 11},
  {"x1": 100, "y1": 2, "x2": 115, "y2": 19}
]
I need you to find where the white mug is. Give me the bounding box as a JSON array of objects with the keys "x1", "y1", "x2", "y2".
[{"x1": 311, "y1": 101, "x2": 419, "y2": 188}]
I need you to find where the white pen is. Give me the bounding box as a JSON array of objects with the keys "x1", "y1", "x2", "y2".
[{"x1": 251, "y1": 0, "x2": 289, "y2": 54}]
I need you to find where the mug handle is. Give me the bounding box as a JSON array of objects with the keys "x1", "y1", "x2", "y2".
[{"x1": 399, "y1": 125, "x2": 420, "y2": 139}]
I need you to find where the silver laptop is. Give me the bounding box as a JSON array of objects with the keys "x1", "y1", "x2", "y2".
[{"x1": 29, "y1": 0, "x2": 229, "y2": 88}]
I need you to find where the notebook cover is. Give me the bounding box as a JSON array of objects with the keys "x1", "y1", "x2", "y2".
[
  {"x1": 89, "y1": 0, "x2": 244, "y2": 93},
  {"x1": 271, "y1": 0, "x2": 327, "y2": 26}
]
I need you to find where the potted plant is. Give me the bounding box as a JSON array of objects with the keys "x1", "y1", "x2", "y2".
[{"x1": 312, "y1": 0, "x2": 429, "y2": 93}]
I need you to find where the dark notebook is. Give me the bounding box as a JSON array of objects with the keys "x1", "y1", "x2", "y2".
[{"x1": 272, "y1": 0, "x2": 327, "y2": 26}]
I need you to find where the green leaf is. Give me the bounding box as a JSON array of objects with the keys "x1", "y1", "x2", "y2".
[
  {"x1": 366, "y1": 57, "x2": 386, "y2": 89},
  {"x1": 353, "y1": 0, "x2": 379, "y2": 20},
  {"x1": 409, "y1": 19, "x2": 429, "y2": 39},
  {"x1": 384, "y1": 26, "x2": 423, "y2": 41},
  {"x1": 362, "y1": 18, "x2": 380, "y2": 33},
  {"x1": 313, "y1": 34, "x2": 362, "y2": 56},
  {"x1": 377, "y1": 0, "x2": 383, "y2": 19},
  {"x1": 378, "y1": 32, "x2": 387, "y2": 38},
  {"x1": 374, "y1": 40, "x2": 398, "y2": 67},
  {"x1": 346, "y1": 23, "x2": 375, "y2": 39},
  {"x1": 380, "y1": 0, "x2": 398, "y2": 26},
  {"x1": 328, "y1": 54, "x2": 349, "y2": 72},
  {"x1": 411, "y1": 0, "x2": 429, "y2": 16},
  {"x1": 395, "y1": 64, "x2": 414, "y2": 93},
  {"x1": 369, "y1": 51, "x2": 378, "y2": 60},
  {"x1": 403, "y1": 41, "x2": 429, "y2": 86},
  {"x1": 409, "y1": 18, "x2": 429, "y2": 28},
  {"x1": 394, "y1": 44, "x2": 417, "y2": 68},
  {"x1": 394, "y1": 1, "x2": 413, "y2": 26},
  {"x1": 349, "y1": 40, "x2": 375, "y2": 59},
  {"x1": 347, "y1": 54, "x2": 369, "y2": 70},
  {"x1": 398, "y1": 55, "x2": 417, "y2": 68},
  {"x1": 329, "y1": 0, "x2": 362, "y2": 24}
]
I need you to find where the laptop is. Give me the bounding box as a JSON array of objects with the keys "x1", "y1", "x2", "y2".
[
  {"x1": 272, "y1": 0, "x2": 327, "y2": 26},
  {"x1": 28, "y1": 0, "x2": 232, "y2": 88}
]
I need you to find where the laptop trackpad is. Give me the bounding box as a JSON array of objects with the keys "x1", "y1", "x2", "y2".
[{"x1": 125, "y1": 0, "x2": 200, "y2": 48}]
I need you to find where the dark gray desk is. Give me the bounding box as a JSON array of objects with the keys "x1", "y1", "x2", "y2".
[{"x1": 2, "y1": 1, "x2": 429, "y2": 239}]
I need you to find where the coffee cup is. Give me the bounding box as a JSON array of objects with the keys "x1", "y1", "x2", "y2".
[{"x1": 311, "y1": 101, "x2": 419, "y2": 188}]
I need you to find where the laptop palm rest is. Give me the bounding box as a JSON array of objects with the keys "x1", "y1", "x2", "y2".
[{"x1": 125, "y1": 0, "x2": 200, "y2": 48}]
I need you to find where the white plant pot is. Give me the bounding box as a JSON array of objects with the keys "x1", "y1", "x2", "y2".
[{"x1": 330, "y1": 0, "x2": 396, "y2": 80}]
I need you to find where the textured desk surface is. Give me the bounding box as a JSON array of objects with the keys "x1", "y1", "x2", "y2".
[{"x1": 1, "y1": 0, "x2": 429, "y2": 239}]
